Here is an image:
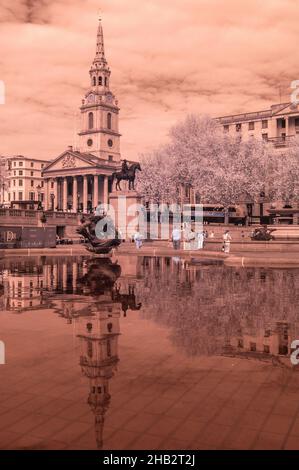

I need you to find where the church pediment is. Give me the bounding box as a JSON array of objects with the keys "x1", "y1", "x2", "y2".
[{"x1": 43, "y1": 150, "x2": 97, "y2": 173}]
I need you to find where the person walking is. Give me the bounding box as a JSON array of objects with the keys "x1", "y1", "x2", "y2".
[
  {"x1": 172, "y1": 227, "x2": 181, "y2": 250},
  {"x1": 222, "y1": 230, "x2": 232, "y2": 253}
]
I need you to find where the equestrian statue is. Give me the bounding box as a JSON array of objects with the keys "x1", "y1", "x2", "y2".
[{"x1": 112, "y1": 159, "x2": 141, "y2": 191}]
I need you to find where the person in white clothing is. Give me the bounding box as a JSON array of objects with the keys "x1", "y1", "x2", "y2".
[{"x1": 222, "y1": 230, "x2": 232, "y2": 253}]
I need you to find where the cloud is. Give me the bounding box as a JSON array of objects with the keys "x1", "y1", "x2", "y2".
[{"x1": 0, "y1": 0, "x2": 298, "y2": 159}]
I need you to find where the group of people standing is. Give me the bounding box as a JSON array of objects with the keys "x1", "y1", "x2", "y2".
[
  {"x1": 171, "y1": 226, "x2": 232, "y2": 253},
  {"x1": 131, "y1": 225, "x2": 232, "y2": 253}
]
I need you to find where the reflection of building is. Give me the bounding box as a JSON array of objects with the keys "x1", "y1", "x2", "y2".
[
  {"x1": 0, "y1": 266, "x2": 46, "y2": 312},
  {"x1": 228, "y1": 321, "x2": 298, "y2": 361},
  {"x1": 76, "y1": 308, "x2": 120, "y2": 449},
  {"x1": 51, "y1": 257, "x2": 127, "y2": 449}
]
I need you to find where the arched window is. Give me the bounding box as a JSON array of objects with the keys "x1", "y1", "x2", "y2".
[
  {"x1": 93, "y1": 77, "x2": 96, "y2": 86},
  {"x1": 98, "y1": 76, "x2": 102, "y2": 86},
  {"x1": 88, "y1": 112, "x2": 94, "y2": 130},
  {"x1": 107, "y1": 113, "x2": 112, "y2": 130}
]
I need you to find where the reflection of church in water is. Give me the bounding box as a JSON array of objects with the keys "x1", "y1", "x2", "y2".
[
  {"x1": 49, "y1": 256, "x2": 142, "y2": 449},
  {"x1": 0, "y1": 256, "x2": 142, "y2": 449}
]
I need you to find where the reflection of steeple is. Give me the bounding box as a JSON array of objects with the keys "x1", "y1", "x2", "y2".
[
  {"x1": 76, "y1": 257, "x2": 122, "y2": 449},
  {"x1": 77, "y1": 310, "x2": 120, "y2": 449}
]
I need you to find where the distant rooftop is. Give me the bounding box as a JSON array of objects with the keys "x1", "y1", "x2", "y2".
[{"x1": 216, "y1": 102, "x2": 296, "y2": 124}]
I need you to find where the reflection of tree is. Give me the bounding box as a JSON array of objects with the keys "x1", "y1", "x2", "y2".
[{"x1": 138, "y1": 257, "x2": 299, "y2": 358}]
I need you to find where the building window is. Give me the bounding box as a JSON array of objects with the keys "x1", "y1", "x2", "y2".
[
  {"x1": 13, "y1": 192, "x2": 15, "y2": 200},
  {"x1": 13, "y1": 162, "x2": 16, "y2": 167},
  {"x1": 41, "y1": 181, "x2": 44, "y2": 188},
  {"x1": 31, "y1": 180, "x2": 34, "y2": 187},
  {"x1": 99, "y1": 76, "x2": 102, "y2": 86},
  {"x1": 238, "y1": 339, "x2": 244, "y2": 348},
  {"x1": 18, "y1": 192, "x2": 23, "y2": 201},
  {"x1": 93, "y1": 77, "x2": 96, "y2": 86},
  {"x1": 108, "y1": 155, "x2": 113, "y2": 162},
  {"x1": 88, "y1": 112, "x2": 94, "y2": 129},
  {"x1": 262, "y1": 120, "x2": 268, "y2": 129},
  {"x1": 19, "y1": 161, "x2": 23, "y2": 167},
  {"x1": 14, "y1": 170, "x2": 16, "y2": 176},
  {"x1": 108, "y1": 139, "x2": 113, "y2": 148},
  {"x1": 279, "y1": 119, "x2": 286, "y2": 129},
  {"x1": 87, "y1": 138, "x2": 93, "y2": 147},
  {"x1": 29, "y1": 192, "x2": 35, "y2": 201},
  {"x1": 41, "y1": 164, "x2": 44, "y2": 168},
  {"x1": 19, "y1": 180, "x2": 23, "y2": 186},
  {"x1": 262, "y1": 133, "x2": 268, "y2": 141},
  {"x1": 8, "y1": 193, "x2": 10, "y2": 201},
  {"x1": 107, "y1": 112, "x2": 112, "y2": 129},
  {"x1": 263, "y1": 345, "x2": 270, "y2": 354},
  {"x1": 250, "y1": 342, "x2": 256, "y2": 352},
  {"x1": 295, "y1": 118, "x2": 299, "y2": 127},
  {"x1": 30, "y1": 171, "x2": 34, "y2": 176},
  {"x1": 13, "y1": 180, "x2": 16, "y2": 186},
  {"x1": 236, "y1": 123, "x2": 242, "y2": 132},
  {"x1": 51, "y1": 181, "x2": 54, "y2": 189},
  {"x1": 105, "y1": 77, "x2": 107, "y2": 86},
  {"x1": 223, "y1": 125, "x2": 229, "y2": 133},
  {"x1": 19, "y1": 170, "x2": 23, "y2": 176},
  {"x1": 248, "y1": 122, "x2": 255, "y2": 131},
  {"x1": 31, "y1": 162, "x2": 34, "y2": 167}
]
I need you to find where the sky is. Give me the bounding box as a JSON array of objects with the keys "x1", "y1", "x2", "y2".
[{"x1": 0, "y1": 0, "x2": 299, "y2": 161}]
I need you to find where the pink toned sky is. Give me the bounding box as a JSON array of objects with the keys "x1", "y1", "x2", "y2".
[{"x1": 0, "y1": 0, "x2": 299, "y2": 161}]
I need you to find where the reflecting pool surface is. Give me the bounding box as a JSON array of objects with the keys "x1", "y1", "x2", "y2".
[{"x1": 0, "y1": 255, "x2": 299, "y2": 450}]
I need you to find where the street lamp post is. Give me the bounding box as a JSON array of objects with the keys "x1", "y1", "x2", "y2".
[{"x1": 36, "y1": 184, "x2": 42, "y2": 210}]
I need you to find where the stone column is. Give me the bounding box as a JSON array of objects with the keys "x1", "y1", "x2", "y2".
[
  {"x1": 44, "y1": 179, "x2": 49, "y2": 211},
  {"x1": 103, "y1": 175, "x2": 109, "y2": 205},
  {"x1": 73, "y1": 177, "x2": 78, "y2": 213},
  {"x1": 63, "y1": 177, "x2": 68, "y2": 212},
  {"x1": 93, "y1": 175, "x2": 99, "y2": 209},
  {"x1": 83, "y1": 175, "x2": 88, "y2": 213},
  {"x1": 53, "y1": 179, "x2": 58, "y2": 211}
]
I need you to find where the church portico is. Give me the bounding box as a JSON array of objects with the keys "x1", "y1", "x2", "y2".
[{"x1": 43, "y1": 158, "x2": 113, "y2": 213}]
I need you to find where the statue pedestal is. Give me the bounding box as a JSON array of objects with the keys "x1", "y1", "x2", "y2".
[{"x1": 109, "y1": 190, "x2": 143, "y2": 240}]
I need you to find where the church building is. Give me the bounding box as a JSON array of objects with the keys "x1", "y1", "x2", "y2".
[{"x1": 42, "y1": 19, "x2": 123, "y2": 213}]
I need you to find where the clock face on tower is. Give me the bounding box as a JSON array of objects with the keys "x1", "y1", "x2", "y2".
[
  {"x1": 87, "y1": 93, "x2": 95, "y2": 103},
  {"x1": 106, "y1": 93, "x2": 113, "y2": 103}
]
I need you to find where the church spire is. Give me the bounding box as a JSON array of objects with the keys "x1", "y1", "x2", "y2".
[{"x1": 94, "y1": 18, "x2": 107, "y2": 66}]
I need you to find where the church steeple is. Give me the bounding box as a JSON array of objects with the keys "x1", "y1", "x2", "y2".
[
  {"x1": 94, "y1": 18, "x2": 107, "y2": 66},
  {"x1": 89, "y1": 18, "x2": 111, "y2": 90},
  {"x1": 79, "y1": 17, "x2": 121, "y2": 161}
]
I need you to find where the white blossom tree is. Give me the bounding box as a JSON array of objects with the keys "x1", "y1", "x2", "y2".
[{"x1": 137, "y1": 114, "x2": 273, "y2": 210}]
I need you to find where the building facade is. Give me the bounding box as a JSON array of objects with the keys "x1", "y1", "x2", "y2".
[
  {"x1": 42, "y1": 19, "x2": 123, "y2": 213},
  {"x1": 4, "y1": 155, "x2": 48, "y2": 207},
  {"x1": 217, "y1": 101, "x2": 299, "y2": 149}
]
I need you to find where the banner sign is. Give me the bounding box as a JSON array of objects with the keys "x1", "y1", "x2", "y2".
[{"x1": 0, "y1": 227, "x2": 56, "y2": 249}]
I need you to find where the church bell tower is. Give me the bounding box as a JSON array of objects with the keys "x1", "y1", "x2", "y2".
[{"x1": 78, "y1": 19, "x2": 121, "y2": 162}]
